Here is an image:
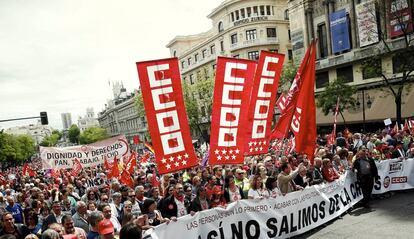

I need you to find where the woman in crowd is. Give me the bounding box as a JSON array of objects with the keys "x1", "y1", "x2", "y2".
[
  {"x1": 209, "y1": 186, "x2": 226, "y2": 208},
  {"x1": 248, "y1": 175, "x2": 269, "y2": 199},
  {"x1": 189, "y1": 186, "x2": 209, "y2": 213},
  {"x1": 141, "y1": 198, "x2": 169, "y2": 227},
  {"x1": 25, "y1": 209, "x2": 42, "y2": 236},
  {"x1": 322, "y1": 158, "x2": 340, "y2": 182},
  {"x1": 265, "y1": 176, "x2": 282, "y2": 198},
  {"x1": 223, "y1": 176, "x2": 244, "y2": 203}
]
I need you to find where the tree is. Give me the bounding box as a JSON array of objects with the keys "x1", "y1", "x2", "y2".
[
  {"x1": 279, "y1": 62, "x2": 299, "y2": 93},
  {"x1": 40, "y1": 131, "x2": 62, "y2": 147},
  {"x1": 0, "y1": 132, "x2": 35, "y2": 163},
  {"x1": 79, "y1": 127, "x2": 109, "y2": 144},
  {"x1": 68, "y1": 124, "x2": 80, "y2": 144},
  {"x1": 360, "y1": 0, "x2": 414, "y2": 125},
  {"x1": 317, "y1": 78, "x2": 358, "y2": 125}
]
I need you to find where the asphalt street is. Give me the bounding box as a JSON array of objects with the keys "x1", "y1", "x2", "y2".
[{"x1": 297, "y1": 189, "x2": 414, "y2": 239}]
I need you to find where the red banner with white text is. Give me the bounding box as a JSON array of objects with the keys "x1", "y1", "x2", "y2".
[
  {"x1": 209, "y1": 57, "x2": 256, "y2": 165},
  {"x1": 245, "y1": 51, "x2": 285, "y2": 155},
  {"x1": 136, "y1": 58, "x2": 198, "y2": 174}
]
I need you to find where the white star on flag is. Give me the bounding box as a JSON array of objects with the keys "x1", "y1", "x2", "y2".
[
  {"x1": 169, "y1": 156, "x2": 174, "y2": 162},
  {"x1": 262, "y1": 141, "x2": 267, "y2": 145},
  {"x1": 258, "y1": 141, "x2": 262, "y2": 145},
  {"x1": 214, "y1": 149, "x2": 220, "y2": 155},
  {"x1": 177, "y1": 155, "x2": 182, "y2": 160},
  {"x1": 217, "y1": 155, "x2": 222, "y2": 160},
  {"x1": 184, "y1": 153, "x2": 189, "y2": 158},
  {"x1": 248, "y1": 142, "x2": 253, "y2": 147},
  {"x1": 182, "y1": 160, "x2": 187, "y2": 165},
  {"x1": 174, "y1": 162, "x2": 179, "y2": 167},
  {"x1": 221, "y1": 149, "x2": 227, "y2": 155},
  {"x1": 253, "y1": 142, "x2": 257, "y2": 146},
  {"x1": 255, "y1": 147, "x2": 259, "y2": 151},
  {"x1": 250, "y1": 148, "x2": 253, "y2": 152},
  {"x1": 235, "y1": 149, "x2": 240, "y2": 154},
  {"x1": 229, "y1": 149, "x2": 233, "y2": 154},
  {"x1": 260, "y1": 147, "x2": 263, "y2": 151},
  {"x1": 166, "y1": 164, "x2": 171, "y2": 169},
  {"x1": 161, "y1": 158, "x2": 167, "y2": 164},
  {"x1": 225, "y1": 156, "x2": 230, "y2": 160},
  {"x1": 231, "y1": 155, "x2": 236, "y2": 160}
]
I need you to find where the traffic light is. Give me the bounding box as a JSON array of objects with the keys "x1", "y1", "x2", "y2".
[{"x1": 40, "y1": 112, "x2": 48, "y2": 125}]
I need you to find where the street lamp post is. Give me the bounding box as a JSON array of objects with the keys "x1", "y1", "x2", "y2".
[{"x1": 356, "y1": 89, "x2": 372, "y2": 133}]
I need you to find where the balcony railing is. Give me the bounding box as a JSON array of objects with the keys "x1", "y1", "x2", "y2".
[{"x1": 230, "y1": 37, "x2": 279, "y2": 51}]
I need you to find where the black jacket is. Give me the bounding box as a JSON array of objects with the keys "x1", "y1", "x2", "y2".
[
  {"x1": 41, "y1": 214, "x2": 58, "y2": 232},
  {"x1": 353, "y1": 156, "x2": 379, "y2": 179},
  {"x1": 189, "y1": 197, "x2": 210, "y2": 213},
  {"x1": 159, "y1": 195, "x2": 190, "y2": 219}
]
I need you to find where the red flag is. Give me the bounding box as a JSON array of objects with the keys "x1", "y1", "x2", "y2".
[
  {"x1": 71, "y1": 158, "x2": 83, "y2": 177},
  {"x1": 104, "y1": 156, "x2": 111, "y2": 170},
  {"x1": 276, "y1": 93, "x2": 288, "y2": 112},
  {"x1": 50, "y1": 169, "x2": 61, "y2": 178},
  {"x1": 119, "y1": 169, "x2": 134, "y2": 188},
  {"x1": 403, "y1": 119, "x2": 409, "y2": 131},
  {"x1": 151, "y1": 168, "x2": 160, "y2": 187},
  {"x1": 140, "y1": 152, "x2": 150, "y2": 164},
  {"x1": 391, "y1": 123, "x2": 399, "y2": 134},
  {"x1": 23, "y1": 163, "x2": 37, "y2": 177},
  {"x1": 293, "y1": 40, "x2": 317, "y2": 163},
  {"x1": 327, "y1": 97, "x2": 340, "y2": 146},
  {"x1": 209, "y1": 57, "x2": 256, "y2": 165},
  {"x1": 136, "y1": 58, "x2": 198, "y2": 174},
  {"x1": 125, "y1": 151, "x2": 137, "y2": 174},
  {"x1": 270, "y1": 41, "x2": 312, "y2": 140},
  {"x1": 108, "y1": 157, "x2": 120, "y2": 179},
  {"x1": 245, "y1": 51, "x2": 285, "y2": 155},
  {"x1": 133, "y1": 135, "x2": 141, "y2": 144}
]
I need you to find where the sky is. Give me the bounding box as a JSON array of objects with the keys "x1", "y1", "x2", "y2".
[{"x1": 0, "y1": 0, "x2": 223, "y2": 130}]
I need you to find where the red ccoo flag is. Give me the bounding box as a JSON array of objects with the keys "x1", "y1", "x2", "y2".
[
  {"x1": 108, "y1": 157, "x2": 120, "y2": 179},
  {"x1": 270, "y1": 41, "x2": 313, "y2": 140},
  {"x1": 292, "y1": 40, "x2": 317, "y2": 163},
  {"x1": 71, "y1": 158, "x2": 83, "y2": 177},
  {"x1": 119, "y1": 169, "x2": 134, "y2": 188}
]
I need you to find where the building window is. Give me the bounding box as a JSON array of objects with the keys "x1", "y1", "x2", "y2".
[
  {"x1": 317, "y1": 23, "x2": 328, "y2": 58},
  {"x1": 247, "y1": 7, "x2": 251, "y2": 17},
  {"x1": 246, "y1": 29, "x2": 257, "y2": 40},
  {"x1": 288, "y1": 29, "x2": 291, "y2": 41},
  {"x1": 173, "y1": 50, "x2": 177, "y2": 57},
  {"x1": 189, "y1": 74, "x2": 194, "y2": 85},
  {"x1": 363, "y1": 59, "x2": 382, "y2": 79},
  {"x1": 392, "y1": 53, "x2": 414, "y2": 73},
  {"x1": 181, "y1": 61, "x2": 185, "y2": 68},
  {"x1": 235, "y1": 10, "x2": 240, "y2": 20},
  {"x1": 202, "y1": 49, "x2": 207, "y2": 58},
  {"x1": 210, "y1": 45, "x2": 216, "y2": 54},
  {"x1": 336, "y1": 65, "x2": 354, "y2": 83},
  {"x1": 194, "y1": 53, "x2": 198, "y2": 62},
  {"x1": 240, "y1": 8, "x2": 245, "y2": 19},
  {"x1": 253, "y1": 6, "x2": 258, "y2": 16},
  {"x1": 231, "y1": 12, "x2": 234, "y2": 22},
  {"x1": 267, "y1": 28, "x2": 276, "y2": 38},
  {"x1": 248, "y1": 51, "x2": 259, "y2": 60},
  {"x1": 269, "y1": 49, "x2": 278, "y2": 53},
  {"x1": 212, "y1": 64, "x2": 216, "y2": 70},
  {"x1": 266, "y1": 6, "x2": 271, "y2": 15},
  {"x1": 260, "y1": 6, "x2": 265, "y2": 15},
  {"x1": 316, "y1": 71, "x2": 329, "y2": 88},
  {"x1": 288, "y1": 50, "x2": 293, "y2": 61},
  {"x1": 187, "y1": 57, "x2": 192, "y2": 66},
  {"x1": 231, "y1": 33, "x2": 238, "y2": 44},
  {"x1": 220, "y1": 41, "x2": 224, "y2": 52},
  {"x1": 284, "y1": 9, "x2": 289, "y2": 20},
  {"x1": 218, "y1": 21, "x2": 224, "y2": 32}
]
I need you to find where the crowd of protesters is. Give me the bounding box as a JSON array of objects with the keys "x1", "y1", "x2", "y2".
[{"x1": 0, "y1": 126, "x2": 413, "y2": 239}]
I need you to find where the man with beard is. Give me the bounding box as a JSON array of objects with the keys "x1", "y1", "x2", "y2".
[
  {"x1": 353, "y1": 149, "x2": 379, "y2": 208},
  {"x1": 160, "y1": 183, "x2": 189, "y2": 219}
]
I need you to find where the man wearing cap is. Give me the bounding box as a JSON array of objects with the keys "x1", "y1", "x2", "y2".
[{"x1": 234, "y1": 169, "x2": 250, "y2": 198}]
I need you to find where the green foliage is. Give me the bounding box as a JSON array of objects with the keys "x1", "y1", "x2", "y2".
[
  {"x1": 0, "y1": 133, "x2": 35, "y2": 162},
  {"x1": 317, "y1": 78, "x2": 357, "y2": 116},
  {"x1": 279, "y1": 63, "x2": 298, "y2": 93},
  {"x1": 134, "y1": 91, "x2": 146, "y2": 118},
  {"x1": 40, "y1": 131, "x2": 62, "y2": 147},
  {"x1": 68, "y1": 124, "x2": 80, "y2": 144},
  {"x1": 79, "y1": 127, "x2": 109, "y2": 144}
]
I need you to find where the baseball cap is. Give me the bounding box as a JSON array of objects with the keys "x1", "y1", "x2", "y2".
[{"x1": 98, "y1": 219, "x2": 114, "y2": 235}]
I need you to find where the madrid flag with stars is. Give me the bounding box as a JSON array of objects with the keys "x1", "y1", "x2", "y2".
[{"x1": 136, "y1": 58, "x2": 198, "y2": 174}]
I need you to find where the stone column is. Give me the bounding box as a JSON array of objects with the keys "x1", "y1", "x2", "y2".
[
  {"x1": 349, "y1": 0, "x2": 358, "y2": 49},
  {"x1": 325, "y1": 1, "x2": 333, "y2": 55}
]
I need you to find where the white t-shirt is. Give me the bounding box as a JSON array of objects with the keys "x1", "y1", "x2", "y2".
[
  {"x1": 248, "y1": 188, "x2": 269, "y2": 199},
  {"x1": 175, "y1": 198, "x2": 187, "y2": 217},
  {"x1": 228, "y1": 188, "x2": 242, "y2": 202},
  {"x1": 270, "y1": 188, "x2": 282, "y2": 198}
]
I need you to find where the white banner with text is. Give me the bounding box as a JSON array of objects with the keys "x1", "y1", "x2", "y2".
[
  {"x1": 373, "y1": 158, "x2": 414, "y2": 194},
  {"x1": 40, "y1": 135, "x2": 130, "y2": 170},
  {"x1": 146, "y1": 171, "x2": 362, "y2": 239}
]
